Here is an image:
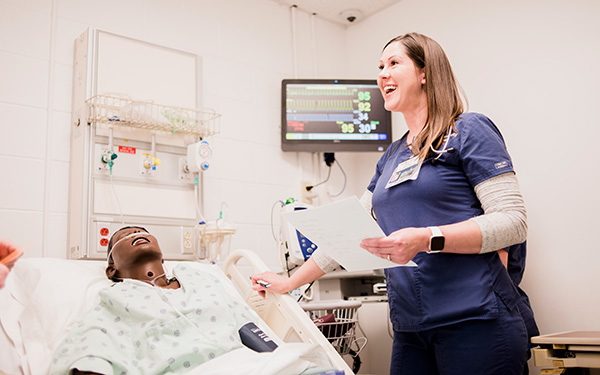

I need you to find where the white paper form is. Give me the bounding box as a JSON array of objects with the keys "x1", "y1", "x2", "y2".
[{"x1": 281, "y1": 196, "x2": 417, "y2": 272}]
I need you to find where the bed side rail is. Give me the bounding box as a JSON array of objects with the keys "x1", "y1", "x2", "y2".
[{"x1": 223, "y1": 249, "x2": 353, "y2": 375}]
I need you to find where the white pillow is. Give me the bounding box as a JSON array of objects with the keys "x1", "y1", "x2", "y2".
[{"x1": 0, "y1": 259, "x2": 110, "y2": 374}]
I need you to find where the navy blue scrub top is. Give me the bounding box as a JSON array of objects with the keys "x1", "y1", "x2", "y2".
[{"x1": 368, "y1": 112, "x2": 523, "y2": 332}]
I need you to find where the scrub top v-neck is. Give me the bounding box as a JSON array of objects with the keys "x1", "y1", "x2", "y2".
[{"x1": 367, "y1": 112, "x2": 522, "y2": 331}]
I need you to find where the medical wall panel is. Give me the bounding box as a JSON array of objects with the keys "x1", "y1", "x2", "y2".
[{"x1": 68, "y1": 28, "x2": 219, "y2": 261}]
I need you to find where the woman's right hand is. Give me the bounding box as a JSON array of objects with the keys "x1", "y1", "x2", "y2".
[
  {"x1": 0, "y1": 239, "x2": 22, "y2": 269},
  {"x1": 0, "y1": 264, "x2": 9, "y2": 289},
  {"x1": 250, "y1": 271, "x2": 292, "y2": 298},
  {"x1": 0, "y1": 240, "x2": 23, "y2": 289}
]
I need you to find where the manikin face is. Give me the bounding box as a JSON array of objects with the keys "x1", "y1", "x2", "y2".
[
  {"x1": 377, "y1": 41, "x2": 427, "y2": 114},
  {"x1": 108, "y1": 227, "x2": 162, "y2": 270}
]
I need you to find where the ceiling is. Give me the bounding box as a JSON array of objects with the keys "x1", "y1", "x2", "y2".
[{"x1": 275, "y1": 0, "x2": 403, "y2": 25}]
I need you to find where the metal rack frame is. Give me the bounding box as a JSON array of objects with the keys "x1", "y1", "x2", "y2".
[
  {"x1": 300, "y1": 300, "x2": 366, "y2": 356},
  {"x1": 86, "y1": 94, "x2": 221, "y2": 137}
]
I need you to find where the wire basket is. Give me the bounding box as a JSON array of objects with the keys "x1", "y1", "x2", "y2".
[
  {"x1": 86, "y1": 94, "x2": 221, "y2": 137},
  {"x1": 300, "y1": 300, "x2": 364, "y2": 356}
]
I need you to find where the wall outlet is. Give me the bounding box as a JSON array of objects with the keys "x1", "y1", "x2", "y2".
[
  {"x1": 179, "y1": 157, "x2": 193, "y2": 181},
  {"x1": 181, "y1": 227, "x2": 194, "y2": 255},
  {"x1": 301, "y1": 181, "x2": 314, "y2": 204}
]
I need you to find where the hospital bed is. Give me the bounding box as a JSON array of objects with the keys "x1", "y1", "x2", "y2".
[{"x1": 0, "y1": 249, "x2": 352, "y2": 375}]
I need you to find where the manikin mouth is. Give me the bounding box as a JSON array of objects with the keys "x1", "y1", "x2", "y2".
[{"x1": 132, "y1": 236, "x2": 151, "y2": 246}]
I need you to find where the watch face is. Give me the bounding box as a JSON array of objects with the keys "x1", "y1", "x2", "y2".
[{"x1": 430, "y1": 236, "x2": 445, "y2": 251}]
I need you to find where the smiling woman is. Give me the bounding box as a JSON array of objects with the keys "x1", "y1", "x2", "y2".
[
  {"x1": 251, "y1": 32, "x2": 537, "y2": 375},
  {"x1": 377, "y1": 33, "x2": 464, "y2": 161}
]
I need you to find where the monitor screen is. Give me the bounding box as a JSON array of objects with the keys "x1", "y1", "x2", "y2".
[{"x1": 281, "y1": 79, "x2": 392, "y2": 152}]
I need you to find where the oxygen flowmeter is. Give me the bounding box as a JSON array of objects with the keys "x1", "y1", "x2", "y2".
[
  {"x1": 100, "y1": 150, "x2": 118, "y2": 174},
  {"x1": 142, "y1": 134, "x2": 161, "y2": 174},
  {"x1": 142, "y1": 155, "x2": 161, "y2": 171},
  {"x1": 100, "y1": 126, "x2": 118, "y2": 175},
  {"x1": 187, "y1": 140, "x2": 211, "y2": 172}
]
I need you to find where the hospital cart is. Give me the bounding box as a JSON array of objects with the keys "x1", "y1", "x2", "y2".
[
  {"x1": 300, "y1": 300, "x2": 366, "y2": 373},
  {"x1": 310, "y1": 269, "x2": 392, "y2": 375},
  {"x1": 531, "y1": 331, "x2": 600, "y2": 374},
  {"x1": 300, "y1": 300, "x2": 364, "y2": 355}
]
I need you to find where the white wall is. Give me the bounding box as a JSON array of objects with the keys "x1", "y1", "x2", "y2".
[
  {"x1": 346, "y1": 0, "x2": 600, "y2": 370},
  {"x1": 0, "y1": 0, "x2": 353, "y2": 271},
  {"x1": 2, "y1": 0, "x2": 598, "y2": 370}
]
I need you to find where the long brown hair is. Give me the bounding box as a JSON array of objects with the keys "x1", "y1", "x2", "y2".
[{"x1": 384, "y1": 33, "x2": 466, "y2": 159}]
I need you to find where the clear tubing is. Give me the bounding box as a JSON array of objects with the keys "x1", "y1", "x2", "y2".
[
  {"x1": 108, "y1": 126, "x2": 114, "y2": 151},
  {"x1": 112, "y1": 271, "x2": 166, "y2": 286},
  {"x1": 151, "y1": 279, "x2": 231, "y2": 352},
  {"x1": 110, "y1": 174, "x2": 125, "y2": 225},
  {"x1": 151, "y1": 133, "x2": 156, "y2": 158},
  {"x1": 107, "y1": 231, "x2": 148, "y2": 261},
  {"x1": 112, "y1": 265, "x2": 231, "y2": 351}
]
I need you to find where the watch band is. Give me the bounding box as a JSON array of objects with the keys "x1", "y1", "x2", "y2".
[{"x1": 429, "y1": 226, "x2": 442, "y2": 237}]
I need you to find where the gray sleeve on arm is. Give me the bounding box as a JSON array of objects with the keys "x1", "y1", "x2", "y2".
[
  {"x1": 472, "y1": 172, "x2": 528, "y2": 253},
  {"x1": 359, "y1": 189, "x2": 377, "y2": 220},
  {"x1": 359, "y1": 190, "x2": 373, "y2": 213},
  {"x1": 311, "y1": 249, "x2": 340, "y2": 273}
]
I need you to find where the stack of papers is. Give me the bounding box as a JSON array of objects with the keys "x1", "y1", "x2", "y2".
[{"x1": 281, "y1": 196, "x2": 417, "y2": 272}]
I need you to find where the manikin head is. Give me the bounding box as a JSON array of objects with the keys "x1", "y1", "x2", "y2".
[{"x1": 105, "y1": 226, "x2": 166, "y2": 284}]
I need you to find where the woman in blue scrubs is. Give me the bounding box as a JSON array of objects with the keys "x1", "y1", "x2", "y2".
[{"x1": 252, "y1": 32, "x2": 537, "y2": 375}]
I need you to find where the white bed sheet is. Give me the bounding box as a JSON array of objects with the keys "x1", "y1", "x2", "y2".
[
  {"x1": 187, "y1": 343, "x2": 333, "y2": 375},
  {"x1": 1, "y1": 259, "x2": 112, "y2": 374},
  {"x1": 0, "y1": 258, "x2": 335, "y2": 375}
]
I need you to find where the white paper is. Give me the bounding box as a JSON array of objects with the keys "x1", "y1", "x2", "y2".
[{"x1": 281, "y1": 196, "x2": 417, "y2": 272}]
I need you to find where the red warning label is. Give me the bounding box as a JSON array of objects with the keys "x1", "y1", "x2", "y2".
[{"x1": 118, "y1": 146, "x2": 136, "y2": 154}]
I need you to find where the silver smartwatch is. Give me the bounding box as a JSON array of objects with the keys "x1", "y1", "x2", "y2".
[{"x1": 427, "y1": 226, "x2": 445, "y2": 253}]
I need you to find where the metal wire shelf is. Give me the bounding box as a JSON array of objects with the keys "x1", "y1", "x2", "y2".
[
  {"x1": 300, "y1": 300, "x2": 366, "y2": 356},
  {"x1": 86, "y1": 95, "x2": 221, "y2": 137}
]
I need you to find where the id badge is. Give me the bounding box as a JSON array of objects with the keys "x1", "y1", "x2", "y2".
[{"x1": 385, "y1": 156, "x2": 422, "y2": 189}]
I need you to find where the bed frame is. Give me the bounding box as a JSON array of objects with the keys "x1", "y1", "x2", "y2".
[
  {"x1": 224, "y1": 249, "x2": 353, "y2": 374},
  {"x1": 0, "y1": 250, "x2": 353, "y2": 375}
]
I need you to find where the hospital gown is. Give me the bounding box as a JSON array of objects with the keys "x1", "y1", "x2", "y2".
[{"x1": 49, "y1": 263, "x2": 253, "y2": 375}]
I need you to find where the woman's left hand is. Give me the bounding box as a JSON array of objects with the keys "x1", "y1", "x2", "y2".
[
  {"x1": 250, "y1": 271, "x2": 292, "y2": 298},
  {"x1": 360, "y1": 227, "x2": 430, "y2": 264}
]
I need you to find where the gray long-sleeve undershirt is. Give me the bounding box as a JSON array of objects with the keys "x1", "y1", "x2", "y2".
[{"x1": 311, "y1": 172, "x2": 526, "y2": 273}]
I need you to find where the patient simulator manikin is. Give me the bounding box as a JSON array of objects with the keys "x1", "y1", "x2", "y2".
[
  {"x1": 49, "y1": 226, "x2": 276, "y2": 375},
  {"x1": 105, "y1": 227, "x2": 179, "y2": 288}
]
